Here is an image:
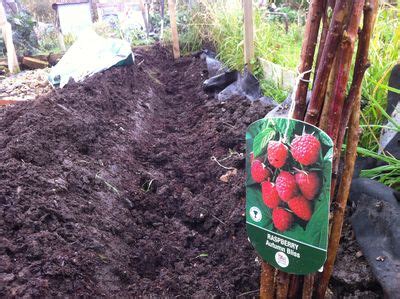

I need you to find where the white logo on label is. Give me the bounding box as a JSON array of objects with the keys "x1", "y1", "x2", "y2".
[
  {"x1": 249, "y1": 207, "x2": 262, "y2": 222},
  {"x1": 275, "y1": 251, "x2": 289, "y2": 268}
]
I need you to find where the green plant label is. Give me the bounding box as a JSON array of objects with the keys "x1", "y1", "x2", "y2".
[{"x1": 246, "y1": 117, "x2": 333, "y2": 275}]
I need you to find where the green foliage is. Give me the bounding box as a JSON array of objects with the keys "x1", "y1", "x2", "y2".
[
  {"x1": 354, "y1": 102, "x2": 400, "y2": 191},
  {"x1": 264, "y1": 6, "x2": 301, "y2": 24},
  {"x1": 359, "y1": 4, "x2": 400, "y2": 151},
  {"x1": 350, "y1": 146, "x2": 400, "y2": 191},
  {"x1": 63, "y1": 33, "x2": 76, "y2": 49},
  {"x1": 93, "y1": 20, "x2": 154, "y2": 47},
  {"x1": 37, "y1": 28, "x2": 60, "y2": 53},
  {"x1": 7, "y1": 10, "x2": 39, "y2": 55},
  {"x1": 257, "y1": 76, "x2": 289, "y2": 103}
]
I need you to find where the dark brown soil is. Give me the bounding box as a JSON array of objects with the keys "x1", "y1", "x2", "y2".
[{"x1": 0, "y1": 45, "x2": 381, "y2": 297}]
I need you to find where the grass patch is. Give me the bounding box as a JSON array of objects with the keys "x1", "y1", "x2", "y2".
[{"x1": 173, "y1": 1, "x2": 399, "y2": 138}]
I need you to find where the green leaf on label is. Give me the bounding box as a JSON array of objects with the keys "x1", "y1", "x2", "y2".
[
  {"x1": 253, "y1": 128, "x2": 275, "y2": 158},
  {"x1": 304, "y1": 197, "x2": 329, "y2": 248},
  {"x1": 324, "y1": 147, "x2": 333, "y2": 161},
  {"x1": 275, "y1": 118, "x2": 296, "y2": 143},
  {"x1": 318, "y1": 131, "x2": 334, "y2": 147}
]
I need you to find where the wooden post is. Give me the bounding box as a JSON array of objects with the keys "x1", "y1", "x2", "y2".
[
  {"x1": 53, "y1": 8, "x2": 66, "y2": 52},
  {"x1": 139, "y1": 0, "x2": 149, "y2": 38},
  {"x1": 260, "y1": 262, "x2": 275, "y2": 299},
  {"x1": 243, "y1": 0, "x2": 254, "y2": 71},
  {"x1": 167, "y1": 0, "x2": 180, "y2": 59},
  {"x1": 160, "y1": 0, "x2": 165, "y2": 39},
  {"x1": 0, "y1": 2, "x2": 20, "y2": 73},
  {"x1": 57, "y1": 31, "x2": 66, "y2": 52}
]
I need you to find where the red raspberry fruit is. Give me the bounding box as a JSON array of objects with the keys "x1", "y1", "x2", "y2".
[
  {"x1": 267, "y1": 140, "x2": 288, "y2": 168},
  {"x1": 275, "y1": 171, "x2": 298, "y2": 202},
  {"x1": 251, "y1": 160, "x2": 270, "y2": 183},
  {"x1": 272, "y1": 207, "x2": 293, "y2": 232},
  {"x1": 261, "y1": 181, "x2": 280, "y2": 209},
  {"x1": 295, "y1": 171, "x2": 321, "y2": 200},
  {"x1": 291, "y1": 134, "x2": 321, "y2": 166},
  {"x1": 288, "y1": 195, "x2": 312, "y2": 221}
]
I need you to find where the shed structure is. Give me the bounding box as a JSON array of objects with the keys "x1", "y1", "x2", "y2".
[{"x1": 52, "y1": 0, "x2": 93, "y2": 36}]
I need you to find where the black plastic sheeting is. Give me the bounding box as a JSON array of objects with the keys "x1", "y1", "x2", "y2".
[
  {"x1": 349, "y1": 178, "x2": 400, "y2": 298},
  {"x1": 203, "y1": 70, "x2": 238, "y2": 93},
  {"x1": 387, "y1": 64, "x2": 400, "y2": 116},
  {"x1": 201, "y1": 52, "x2": 276, "y2": 106}
]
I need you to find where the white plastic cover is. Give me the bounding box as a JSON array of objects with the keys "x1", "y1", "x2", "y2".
[{"x1": 49, "y1": 29, "x2": 133, "y2": 88}]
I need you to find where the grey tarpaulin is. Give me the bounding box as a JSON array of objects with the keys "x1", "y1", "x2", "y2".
[
  {"x1": 378, "y1": 64, "x2": 400, "y2": 160},
  {"x1": 349, "y1": 178, "x2": 400, "y2": 298}
]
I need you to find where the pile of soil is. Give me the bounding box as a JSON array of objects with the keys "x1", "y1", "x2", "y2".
[{"x1": 0, "y1": 45, "x2": 381, "y2": 297}]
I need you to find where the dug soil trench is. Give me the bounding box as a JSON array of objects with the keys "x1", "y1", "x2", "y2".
[{"x1": 0, "y1": 46, "x2": 381, "y2": 297}]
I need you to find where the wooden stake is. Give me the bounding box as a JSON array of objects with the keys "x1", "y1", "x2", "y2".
[
  {"x1": 160, "y1": 0, "x2": 165, "y2": 39},
  {"x1": 0, "y1": 2, "x2": 20, "y2": 74},
  {"x1": 167, "y1": 0, "x2": 180, "y2": 59},
  {"x1": 336, "y1": 0, "x2": 379, "y2": 160},
  {"x1": 332, "y1": 0, "x2": 378, "y2": 202},
  {"x1": 292, "y1": 0, "x2": 324, "y2": 120},
  {"x1": 260, "y1": 262, "x2": 275, "y2": 299},
  {"x1": 326, "y1": 0, "x2": 365, "y2": 142},
  {"x1": 315, "y1": 84, "x2": 362, "y2": 299},
  {"x1": 317, "y1": 2, "x2": 379, "y2": 297},
  {"x1": 304, "y1": 0, "x2": 350, "y2": 126},
  {"x1": 287, "y1": 275, "x2": 302, "y2": 299},
  {"x1": 301, "y1": 274, "x2": 314, "y2": 299},
  {"x1": 319, "y1": 56, "x2": 339, "y2": 132},
  {"x1": 276, "y1": 272, "x2": 289, "y2": 299},
  {"x1": 314, "y1": 0, "x2": 335, "y2": 77},
  {"x1": 57, "y1": 30, "x2": 66, "y2": 52},
  {"x1": 139, "y1": 0, "x2": 150, "y2": 38},
  {"x1": 243, "y1": 0, "x2": 254, "y2": 71}
]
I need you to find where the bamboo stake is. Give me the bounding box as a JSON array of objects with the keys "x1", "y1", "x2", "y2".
[
  {"x1": 326, "y1": 0, "x2": 365, "y2": 142},
  {"x1": 304, "y1": 0, "x2": 350, "y2": 125},
  {"x1": 331, "y1": 0, "x2": 378, "y2": 199},
  {"x1": 292, "y1": 0, "x2": 324, "y2": 120},
  {"x1": 167, "y1": 0, "x2": 180, "y2": 59},
  {"x1": 260, "y1": 262, "x2": 275, "y2": 299}
]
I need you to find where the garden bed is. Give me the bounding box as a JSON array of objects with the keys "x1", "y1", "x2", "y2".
[{"x1": 0, "y1": 45, "x2": 382, "y2": 297}]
